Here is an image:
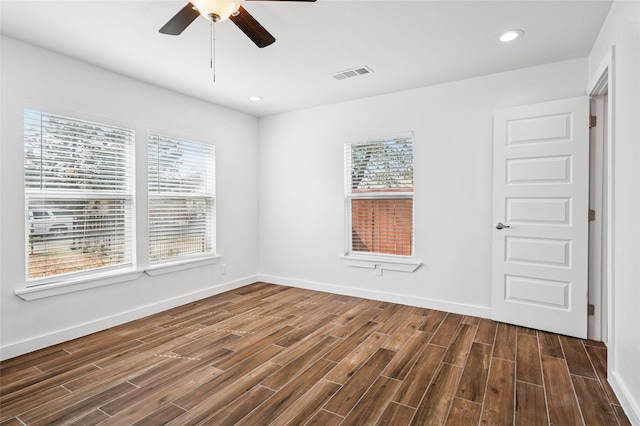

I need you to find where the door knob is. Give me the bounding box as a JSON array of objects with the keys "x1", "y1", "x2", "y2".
[{"x1": 495, "y1": 222, "x2": 510, "y2": 230}]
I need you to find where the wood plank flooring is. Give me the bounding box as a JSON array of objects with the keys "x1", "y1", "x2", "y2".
[{"x1": 0, "y1": 283, "x2": 631, "y2": 425}]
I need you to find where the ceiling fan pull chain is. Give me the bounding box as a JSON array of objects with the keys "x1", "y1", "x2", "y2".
[{"x1": 210, "y1": 20, "x2": 216, "y2": 83}]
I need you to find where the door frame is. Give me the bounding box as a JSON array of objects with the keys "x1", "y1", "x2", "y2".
[{"x1": 586, "y1": 47, "x2": 615, "y2": 344}]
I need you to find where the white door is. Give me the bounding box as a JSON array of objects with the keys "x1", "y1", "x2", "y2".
[{"x1": 492, "y1": 96, "x2": 589, "y2": 338}]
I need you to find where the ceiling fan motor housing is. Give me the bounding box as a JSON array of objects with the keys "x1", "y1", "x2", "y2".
[
  {"x1": 159, "y1": 0, "x2": 312, "y2": 48},
  {"x1": 192, "y1": 0, "x2": 241, "y2": 22}
]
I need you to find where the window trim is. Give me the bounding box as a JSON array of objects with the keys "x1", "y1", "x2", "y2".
[
  {"x1": 23, "y1": 108, "x2": 137, "y2": 283},
  {"x1": 343, "y1": 134, "x2": 420, "y2": 271},
  {"x1": 340, "y1": 254, "x2": 421, "y2": 273},
  {"x1": 15, "y1": 268, "x2": 143, "y2": 301},
  {"x1": 144, "y1": 254, "x2": 220, "y2": 276},
  {"x1": 147, "y1": 131, "x2": 216, "y2": 265},
  {"x1": 14, "y1": 253, "x2": 222, "y2": 300}
]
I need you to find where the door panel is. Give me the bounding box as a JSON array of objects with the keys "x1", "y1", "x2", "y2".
[
  {"x1": 505, "y1": 237, "x2": 571, "y2": 267},
  {"x1": 492, "y1": 96, "x2": 589, "y2": 338},
  {"x1": 507, "y1": 112, "x2": 572, "y2": 144},
  {"x1": 504, "y1": 275, "x2": 570, "y2": 309},
  {"x1": 507, "y1": 155, "x2": 572, "y2": 184},
  {"x1": 506, "y1": 197, "x2": 572, "y2": 224}
]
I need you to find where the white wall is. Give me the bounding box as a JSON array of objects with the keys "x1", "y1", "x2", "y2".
[
  {"x1": 588, "y1": 1, "x2": 640, "y2": 423},
  {"x1": 257, "y1": 58, "x2": 588, "y2": 316},
  {"x1": 0, "y1": 37, "x2": 260, "y2": 359}
]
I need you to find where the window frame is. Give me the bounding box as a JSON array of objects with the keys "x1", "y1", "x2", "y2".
[
  {"x1": 23, "y1": 108, "x2": 137, "y2": 287},
  {"x1": 342, "y1": 134, "x2": 421, "y2": 273},
  {"x1": 146, "y1": 131, "x2": 217, "y2": 269}
]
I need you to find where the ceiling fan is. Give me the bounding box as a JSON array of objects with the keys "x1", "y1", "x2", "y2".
[{"x1": 160, "y1": 0, "x2": 316, "y2": 48}]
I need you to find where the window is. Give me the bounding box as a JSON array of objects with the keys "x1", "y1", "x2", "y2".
[
  {"x1": 24, "y1": 109, "x2": 135, "y2": 280},
  {"x1": 345, "y1": 137, "x2": 414, "y2": 257},
  {"x1": 148, "y1": 133, "x2": 215, "y2": 263}
]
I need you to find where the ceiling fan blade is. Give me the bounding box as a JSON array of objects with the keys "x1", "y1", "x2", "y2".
[
  {"x1": 229, "y1": 6, "x2": 276, "y2": 48},
  {"x1": 159, "y1": 3, "x2": 200, "y2": 35}
]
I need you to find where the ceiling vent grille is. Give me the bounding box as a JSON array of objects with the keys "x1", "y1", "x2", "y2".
[{"x1": 332, "y1": 66, "x2": 374, "y2": 81}]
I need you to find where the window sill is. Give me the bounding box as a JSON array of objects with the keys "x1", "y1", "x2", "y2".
[
  {"x1": 145, "y1": 255, "x2": 220, "y2": 277},
  {"x1": 15, "y1": 268, "x2": 144, "y2": 301},
  {"x1": 340, "y1": 254, "x2": 421, "y2": 273}
]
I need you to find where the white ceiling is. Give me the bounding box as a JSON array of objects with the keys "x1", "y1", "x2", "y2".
[{"x1": 1, "y1": 0, "x2": 612, "y2": 117}]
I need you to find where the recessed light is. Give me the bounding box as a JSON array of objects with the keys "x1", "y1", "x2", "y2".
[
  {"x1": 249, "y1": 96, "x2": 263, "y2": 101},
  {"x1": 498, "y1": 29, "x2": 524, "y2": 42}
]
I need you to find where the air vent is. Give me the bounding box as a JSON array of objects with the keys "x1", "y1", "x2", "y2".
[{"x1": 332, "y1": 66, "x2": 374, "y2": 81}]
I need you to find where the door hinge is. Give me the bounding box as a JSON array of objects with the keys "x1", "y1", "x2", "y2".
[
  {"x1": 589, "y1": 209, "x2": 596, "y2": 221},
  {"x1": 588, "y1": 304, "x2": 595, "y2": 316},
  {"x1": 589, "y1": 115, "x2": 597, "y2": 128}
]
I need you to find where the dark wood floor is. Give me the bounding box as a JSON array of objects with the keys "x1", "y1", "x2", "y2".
[{"x1": 0, "y1": 282, "x2": 631, "y2": 425}]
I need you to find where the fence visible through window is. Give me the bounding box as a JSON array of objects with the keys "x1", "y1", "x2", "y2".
[
  {"x1": 351, "y1": 197, "x2": 413, "y2": 256},
  {"x1": 27, "y1": 199, "x2": 129, "y2": 279}
]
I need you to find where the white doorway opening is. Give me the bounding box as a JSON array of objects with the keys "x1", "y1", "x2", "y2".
[{"x1": 588, "y1": 61, "x2": 611, "y2": 342}]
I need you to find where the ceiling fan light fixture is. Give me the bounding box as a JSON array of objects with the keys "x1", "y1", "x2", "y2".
[
  {"x1": 192, "y1": 0, "x2": 241, "y2": 22},
  {"x1": 249, "y1": 96, "x2": 263, "y2": 101},
  {"x1": 498, "y1": 29, "x2": 524, "y2": 42}
]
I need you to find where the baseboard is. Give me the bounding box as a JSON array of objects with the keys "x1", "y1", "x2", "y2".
[
  {"x1": 0, "y1": 275, "x2": 258, "y2": 361},
  {"x1": 258, "y1": 274, "x2": 492, "y2": 319},
  {"x1": 609, "y1": 369, "x2": 640, "y2": 425}
]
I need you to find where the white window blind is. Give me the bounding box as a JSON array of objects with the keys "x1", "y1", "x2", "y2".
[
  {"x1": 24, "y1": 109, "x2": 135, "y2": 280},
  {"x1": 148, "y1": 133, "x2": 215, "y2": 263},
  {"x1": 345, "y1": 137, "x2": 414, "y2": 257}
]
